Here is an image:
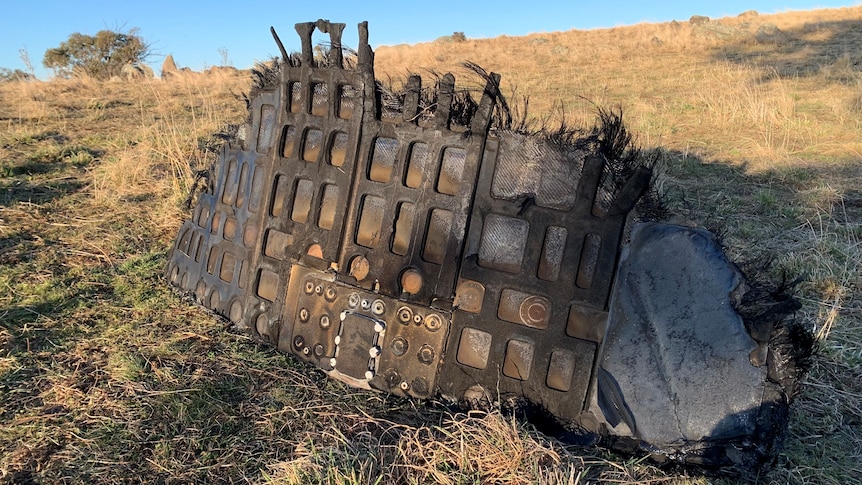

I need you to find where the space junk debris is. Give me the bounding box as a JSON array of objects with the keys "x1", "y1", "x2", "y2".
[{"x1": 165, "y1": 19, "x2": 809, "y2": 472}]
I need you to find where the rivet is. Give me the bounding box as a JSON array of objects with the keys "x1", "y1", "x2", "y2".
[{"x1": 397, "y1": 306, "x2": 413, "y2": 324}]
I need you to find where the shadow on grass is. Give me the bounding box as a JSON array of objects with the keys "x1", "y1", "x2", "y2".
[
  {"x1": 713, "y1": 18, "x2": 862, "y2": 82},
  {"x1": 0, "y1": 177, "x2": 85, "y2": 206}
]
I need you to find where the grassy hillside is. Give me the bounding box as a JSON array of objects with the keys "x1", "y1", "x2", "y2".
[{"x1": 1, "y1": 6, "x2": 860, "y2": 484}]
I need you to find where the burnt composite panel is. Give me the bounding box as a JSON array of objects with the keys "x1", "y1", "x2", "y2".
[
  {"x1": 166, "y1": 19, "x2": 648, "y2": 409},
  {"x1": 166, "y1": 19, "x2": 799, "y2": 471}
]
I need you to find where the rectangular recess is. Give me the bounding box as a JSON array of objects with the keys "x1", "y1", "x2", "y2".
[
  {"x1": 223, "y1": 217, "x2": 237, "y2": 241},
  {"x1": 221, "y1": 159, "x2": 237, "y2": 205},
  {"x1": 289, "y1": 82, "x2": 302, "y2": 113},
  {"x1": 456, "y1": 327, "x2": 492, "y2": 370},
  {"x1": 236, "y1": 162, "x2": 249, "y2": 208},
  {"x1": 318, "y1": 184, "x2": 340, "y2": 231},
  {"x1": 193, "y1": 234, "x2": 203, "y2": 262},
  {"x1": 281, "y1": 126, "x2": 297, "y2": 159},
  {"x1": 566, "y1": 304, "x2": 608, "y2": 343},
  {"x1": 210, "y1": 211, "x2": 222, "y2": 235},
  {"x1": 404, "y1": 142, "x2": 429, "y2": 188},
  {"x1": 437, "y1": 147, "x2": 466, "y2": 195},
  {"x1": 478, "y1": 213, "x2": 529, "y2": 274},
  {"x1": 177, "y1": 228, "x2": 191, "y2": 255},
  {"x1": 256, "y1": 104, "x2": 276, "y2": 153},
  {"x1": 248, "y1": 165, "x2": 264, "y2": 213},
  {"x1": 576, "y1": 233, "x2": 602, "y2": 289},
  {"x1": 547, "y1": 350, "x2": 575, "y2": 392},
  {"x1": 538, "y1": 226, "x2": 568, "y2": 281},
  {"x1": 271, "y1": 174, "x2": 288, "y2": 217},
  {"x1": 328, "y1": 132, "x2": 348, "y2": 167},
  {"x1": 337, "y1": 84, "x2": 356, "y2": 119},
  {"x1": 206, "y1": 246, "x2": 217, "y2": 275},
  {"x1": 257, "y1": 269, "x2": 279, "y2": 302},
  {"x1": 311, "y1": 83, "x2": 328, "y2": 116},
  {"x1": 503, "y1": 339, "x2": 535, "y2": 380},
  {"x1": 391, "y1": 202, "x2": 416, "y2": 256},
  {"x1": 369, "y1": 137, "x2": 398, "y2": 183},
  {"x1": 356, "y1": 195, "x2": 387, "y2": 248},
  {"x1": 422, "y1": 208, "x2": 452, "y2": 264},
  {"x1": 302, "y1": 129, "x2": 323, "y2": 162},
  {"x1": 291, "y1": 179, "x2": 314, "y2": 224},
  {"x1": 219, "y1": 252, "x2": 237, "y2": 282},
  {"x1": 264, "y1": 229, "x2": 294, "y2": 260}
]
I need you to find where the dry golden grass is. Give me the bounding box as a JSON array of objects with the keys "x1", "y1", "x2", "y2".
[
  {"x1": 376, "y1": 6, "x2": 862, "y2": 168},
  {"x1": 1, "y1": 5, "x2": 861, "y2": 485}
]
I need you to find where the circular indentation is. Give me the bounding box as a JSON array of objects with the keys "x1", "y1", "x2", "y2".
[
  {"x1": 360, "y1": 299, "x2": 371, "y2": 310},
  {"x1": 229, "y1": 301, "x2": 243, "y2": 322},
  {"x1": 418, "y1": 344, "x2": 435, "y2": 365},
  {"x1": 384, "y1": 368, "x2": 401, "y2": 388},
  {"x1": 304, "y1": 281, "x2": 315, "y2": 294},
  {"x1": 349, "y1": 255, "x2": 370, "y2": 281},
  {"x1": 324, "y1": 286, "x2": 337, "y2": 301},
  {"x1": 307, "y1": 243, "x2": 324, "y2": 259},
  {"x1": 391, "y1": 337, "x2": 408, "y2": 356},
  {"x1": 256, "y1": 314, "x2": 269, "y2": 337},
  {"x1": 520, "y1": 296, "x2": 548, "y2": 326},
  {"x1": 293, "y1": 335, "x2": 305, "y2": 349},
  {"x1": 397, "y1": 306, "x2": 413, "y2": 324},
  {"x1": 411, "y1": 377, "x2": 429, "y2": 395},
  {"x1": 315, "y1": 285, "x2": 323, "y2": 295},
  {"x1": 413, "y1": 314, "x2": 423, "y2": 325},
  {"x1": 299, "y1": 308, "x2": 310, "y2": 322},
  {"x1": 425, "y1": 314, "x2": 442, "y2": 332},
  {"x1": 454, "y1": 280, "x2": 485, "y2": 313},
  {"x1": 371, "y1": 299, "x2": 385, "y2": 315},
  {"x1": 313, "y1": 344, "x2": 325, "y2": 357},
  {"x1": 400, "y1": 269, "x2": 423, "y2": 295},
  {"x1": 319, "y1": 314, "x2": 331, "y2": 329},
  {"x1": 347, "y1": 293, "x2": 360, "y2": 308}
]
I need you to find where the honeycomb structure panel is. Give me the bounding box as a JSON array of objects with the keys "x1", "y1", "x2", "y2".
[{"x1": 166, "y1": 19, "x2": 804, "y2": 472}]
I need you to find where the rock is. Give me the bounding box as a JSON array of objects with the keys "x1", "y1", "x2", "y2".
[
  {"x1": 695, "y1": 22, "x2": 746, "y2": 40},
  {"x1": 206, "y1": 66, "x2": 239, "y2": 75},
  {"x1": 598, "y1": 223, "x2": 766, "y2": 446},
  {"x1": 161, "y1": 54, "x2": 179, "y2": 79},
  {"x1": 139, "y1": 64, "x2": 154, "y2": 78},
  {"x1": 689, "y1": 15, "x2": 710, "y2": 25},
  {"x1": 120, "y1": 62, "x2": 152, "y2": 80},
  {"x1": 756, "y1": 24, "x2": 786, "y2": 43},
  {"x1": 739, "y1": 9, "x2": 759, "y2": 18}
]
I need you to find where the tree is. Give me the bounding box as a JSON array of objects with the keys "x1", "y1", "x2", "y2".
[
  {"x1": 43, "y1": 28, "x2": 150, "y2": 79},
  {"x1": 0, "y1": 67, "x2": 34, "y2": 82}
]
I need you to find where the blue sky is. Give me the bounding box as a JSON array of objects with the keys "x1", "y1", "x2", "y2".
[{"x1": 2, "y1": 0, "x2": 859, "y2": 79}]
